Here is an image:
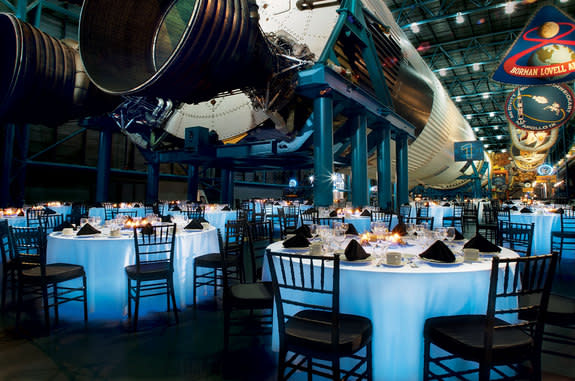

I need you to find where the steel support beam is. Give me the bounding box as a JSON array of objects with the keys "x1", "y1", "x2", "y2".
[
  {"x1": 395, "y1": 134, "x2": 409, "y2": 208},
  {"x1": 313, "y1": 96, "x2": 334, "y2": 207},
  {"x1": 95, "y1": 128, "x2": 112, "y2": 202},
  {"x1": 1, "y1": 124, "x2": 15, "y2": 207},
  {"x1": 376, "y1": 123, "x2": 392, "y2": 210},
  {"x1": 351, "y1": 114, "x2": 368, "y2": 207},
  {"x1": 221, "y1": 169, "x2": 234, "y2": 205},
  {"x1": 146, "y1": 159, "x2": 159, "y2": 203},
  {"x1": 187, "y1": 164, "x2": 199, "y2": 202}
]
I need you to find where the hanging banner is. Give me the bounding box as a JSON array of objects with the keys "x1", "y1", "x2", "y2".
[
  {"x1": 505, "y1": 84, "x2": 574, "y2": 131},
  {"x1": 454, "y1": 141, "x2": 484, "y2": 161},
  {"x1": 508, "y1": 123, "x2": 559, "y2": 152},
  {"x1": 492, "y1": 5, "x2": 575, "y2": 85}
]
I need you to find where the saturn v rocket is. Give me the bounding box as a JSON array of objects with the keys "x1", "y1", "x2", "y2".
[{"x1": 1, "y1": 0, "x2": 484, "y2": 190}]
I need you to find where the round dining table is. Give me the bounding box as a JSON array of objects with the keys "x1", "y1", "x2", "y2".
[
  {"x1": 509, "y1": 211, "x2": 561, "y2": 255},
  {"x1": 47, "y1": 226, "x2": 219, "y2": 320},
  {"x1": 264, "y1": 240, "x2": 518, "y2": 381}
]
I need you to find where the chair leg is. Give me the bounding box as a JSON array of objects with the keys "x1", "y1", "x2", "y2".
[
  {"x1": 133, "y1": 280, "x2": 141, "y2": 331},
  {"x1": 367, "y1": 341, "x2": 373, "y2": 381},
  {"x1": 127, "y1": 278, "x2": 132, "y2": 320},
  {"x1": 1, "y1": 270, "x2": 6, "y2": 312},
  {"x1": 83, "y1": 274, "x2": 88, "y2": 324},
  {"x1": 192, "y1": 264, "x2": 197, "y2": 311},
  {"x1": 42, "y1": 284, "x2": 50, "y2": 331},
  {"x1": 479, "y1": 362, "x2": 490, "y2": 381},
  {"x1": 423, "y1": 338, "x2": 430, "y2": 381},
  {"x1": 223, "y1": 305, "x2": 231, "y2": 353},
  {"x1": 53, "y1": 283, "x2": 59, "y2": 324},
  {"x1": 169, "y1": 277, "x2": 178, "y2": 324}
]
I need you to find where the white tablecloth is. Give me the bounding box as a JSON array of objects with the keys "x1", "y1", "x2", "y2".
[
  {"x1": 47, "y1": 227, "x2": 219, "y2": 320},
  {"x1": 264, "y1": 241, "x2": 517, "y2": 381},
  {"x1": 509, "y1": 212, "x2": 561, "y2": 255},
  {"x1": 0, "y1": 216, "x2": 27, "y2": 227}
]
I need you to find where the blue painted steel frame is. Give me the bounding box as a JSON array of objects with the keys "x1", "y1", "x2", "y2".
[
  {"x1": 377, "y1": 123, "x2": 392, "y2": 210},
  {"x1": 313, "y1": 96, "x2": 334, "y2": 207},
  {"x1": 351, "y1": 114, "x2": 368, "y2": 207}
]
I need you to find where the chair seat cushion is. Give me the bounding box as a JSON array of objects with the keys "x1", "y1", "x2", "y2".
[
  {"x1": 551, "y1": 231, "x2": 575, "y2": 238},
  {"x1": 227, "y1": 282, "x2": 273, "y2": 309},
  {"x1": 425, "y1": 315, "x2": 533, "y2": 364},
  {"x1": 194, "y1": 253, "x2": 240, "y2": 268},
  {"x1": 125, "y1": 262, "x2": 171, "y2": 280},
  {"x1": 285, "y1": 309, "x2": 372, "y2": 355},
  {"x1": 23, "y1": 263, "x2": 85, "y2": 283}
]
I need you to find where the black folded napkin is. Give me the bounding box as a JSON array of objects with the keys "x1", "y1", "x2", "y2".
[
  {"x1": 303, "y1": 208, "x2": 317, "y2": 214},
  {"x1": 274, "y1": 202, "x2": 280, "y2": 206},
  {"x1": 140, "y1": 223, "x2": 154, "y2": 235},
  {"x1": 133, "y1": 203, "x2": 140, "y2": 208},
  {"x1": 551, "y1": 208, "x2": 564, "y2": 214},
  {"x1": 76, "y1": 223, "x2": 101, "y2": 236},
  {"x1": 17, "y1": 210, "x2": 24, "y2": 216},
  {"x1": 442, "y1": 203, "x2": 451, "y2": 207},
  {"x1": 161, "y1": 215, "x2": 172, "y2": 223},
  {"x1": 360, "y1": 209, "x2": 372, "y2": 217},
  {"x1": 305, "y1": 200, "x2": 313, "y2": 205},
  {"x1": 544, "y1": 201, "x2": 552, "y2": 205},
  {"x1": 283, "y1": 234, "x2": 310, "y2": 248},
  {"x1": 344, "y1": 239, "x2": 369, "y2": 261},
  {"x1": 92, "y1": 202, "x2": 103, "y2": 208},
  {"x1": 463, "y1": 233, "x2": 501, "y2": 253},
  {"x1": 419, "y1": 240, "x2": 456, "y2": 263},
  {"x1": 454, "y1": 229, "x2": 465, "y2": 240},
  {"x1": 295, "y1": 225, "x2": 312, "y2": 238},
  {"x1": 505, "y1": 201, "x2": 515, "y2": 205},
  {"x1": 520, "y1": 207, "x2": 533, "y2": 213},
  {"x1": 64, "y1": 202, "x2": 71, "y2": 206},
  {"x1": 170, "y1": 205, "x2": 182, "y2": 212},
  {"x1": 53, "y1": 221, "x2": 74, "y2": 232},
  {"x1": 510, "y1": 206, "x2": 519, "y2": 211},
  {"x1": 222, "y1": 206, "x2": 231, "y2": 211},
  {"x1": 184, "y1": 220, "x2": 203, "y2": 230},
  {"x1": 44, "y1": 207, "x2": 57, "y2": 215},
  {"x1": 345, "y1": 223, "x2": 359, "y2": 235},
  {"x1": 329, "y1": 210, "x2": 338, "y2": 217},
  {"x1": 392, "y1": 222, "x2": 407, "y2": 236}
]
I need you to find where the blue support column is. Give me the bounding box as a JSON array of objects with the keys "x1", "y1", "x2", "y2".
[
  {"x1": 146, "y1": 158, "x2": 160, "y2": 203},
  {"x1": 351, "y1": 114, "x2": 368, "y2": 207},
  {"x1": 313, "y1": 96, "x2": 334, "y2": 207},
  {"x1": 395, "y1": 134, "x2": 409, "y2": 208},
  {"x1": 187, "y1": 164, "x2": 199, "y2": 202},
  {"x1": 0, "y1": 124, "x2": 15, "y2": 207},
  {"x1": 377, "y1": 123, "x2": 392, "y2": 210},
  {"x1": 221, "y1": 169, "x2": 234, "y2": 205},
  {"x1": 14, "y1": 124, "x2": 29, "y2": 207},
  {"x1": 95, "y1": 128, "x2": 112, "y2": 202}
]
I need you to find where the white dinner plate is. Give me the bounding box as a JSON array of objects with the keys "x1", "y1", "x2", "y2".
[
  {"x1": 75, "y1": 234, "x2": 100, "y2": 238},
  {"x1": 419, "y1": 256, "x2": 464, "y2": 266},
  {"x1": 183, "y1": 229, "x2": 204, "y2": 232},
  {"x1": 341, "y1": 255, "x2": 373, "y2": 265}
]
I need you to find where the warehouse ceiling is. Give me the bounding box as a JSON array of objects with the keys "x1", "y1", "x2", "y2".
[{"x1": 383, "y1": 0, "x2": 575, "y2": 154}]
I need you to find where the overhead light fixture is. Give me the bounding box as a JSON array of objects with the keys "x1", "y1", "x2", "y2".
[
  {"x1": 474, "y1": 127, "x2": 479, "y2": 132},
  {"x1": 501, "y1": 149, "x2": 507, "y2": 153},
  {"x1": 489, "y1": 112, "x2": 495, "y2": 117},
  {"x1": 484, "y1": 144, "x2": 489, "y2": 148},
  {"x1": 482, "y1": 93, "x2": 490, "y2": 99},
  {"x1": 497, "y1": 135, "x2": 503, "y2": 140},
  {"x1": 466, "y1": 115, "x2": 472, "y2": 120},
  {"x1": 480, "y1": 137, "x2": 485, "y2": 141},
  {"x1": 493, "y1": 126, "x2": 499, "y2": 130},
  {"x1": 410, "y1": 23, "x2": 420, "y2": 33},
  {"x1": 505, "y1": 2, "x2": 515, "y2": 14},
  {"x1": 455, "y1": 96, "x2": 461, "y2": 102},
  {"x1": 560, "y1": 0, "x2": 567, "y2": 3},
  {"x1": 455, "y1": 12, "x2": 465, "y2": 24},
  {"x1": 439, "y1": 68, "x2": 447, "y2": 77},
  {"x1": 473, "y1": 63, "x2": 481, "y2": 71}
]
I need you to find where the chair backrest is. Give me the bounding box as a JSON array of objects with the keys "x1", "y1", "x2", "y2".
[
  {"x1": 186, "y1": 205, "x2": 205, "y2": 220},
  {"x1": 482, "y1": 206, "x2": 498, "y2": 225},
  {"x1": 370, "y1": 211, "x2": 393, "y2": 230},
  {"x1": 498, "y1": 221, "x2": 534, "y2": 257},
  {"x1": 267, "y1": 251, "x2": 340, "y2": 352},
  {"x1": 0, "y1": 221, "x2": 14, "y2": 267},
  {"x1": 399, "y1": 205, "x2": 411, "y2": 221},
  {"x1": 69, "y1": 203, "x2": 88, "y2": 225},
  {"x1": 40, "y1": 214, "x2": 64, "y2": 234},
  {"x1": 486, "y1": 254, "x2": 557, "y2": 357},
  {"x1": 282, "y1": 206, "x2": 299, "y2": 230},
  {"x1": 451, "y1": 205, "x2": 464, "y2": 218},
  {"x1": 497, "y1": 208, "x2": 511, "y2": 224},
  {"x1": 9, "y1": 226, "x2": 47, "y2": 276},
  {"x1": 132, "y1": 223, "x2": 176, "y2": 272},
  {"x1": 416, "y1": 203, "x2": 429, "y2": 218},
  {"x1": 560, "y1": 209, "x2": 575, "y2": 233},
  {"x1": 224, "y1": 220, "x2": 246, "y2": 259},
  {"x1": 26, "y1": 208, "x2": 46, "y2": 227},
  {"x1": 103, "y1": 203, "x2": 118, "y2": 220},
  {"x1": 246, "y1": 219, "x2": 274, "y2": 282},
  {"x1": 300, "y1": 208, "x2": 318, "y2": 226}
]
